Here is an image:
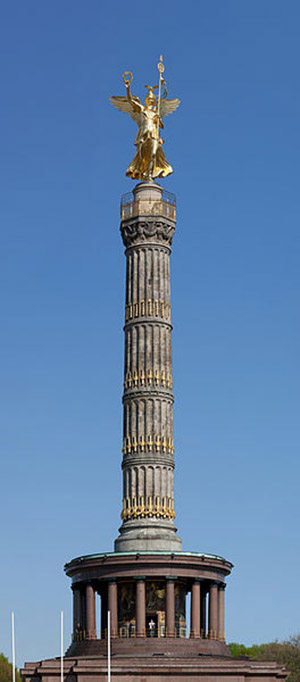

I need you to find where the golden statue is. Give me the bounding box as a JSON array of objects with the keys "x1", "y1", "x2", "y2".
[{"x1": 110, "y1": 56, "x2": 180, "y2": 181}]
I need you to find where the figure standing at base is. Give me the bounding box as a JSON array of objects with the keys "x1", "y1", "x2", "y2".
[{"x1": 110, "y1": 56, "x2": 180, "y2": 181}]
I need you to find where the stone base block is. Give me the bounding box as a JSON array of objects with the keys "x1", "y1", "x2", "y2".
[{"x1": 21, "y1": 651, "x2": 287, "y2": 682}]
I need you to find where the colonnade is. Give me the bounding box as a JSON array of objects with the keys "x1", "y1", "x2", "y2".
[{"x1": 72, "y1": 579, "x2": 226, "y2": 642}]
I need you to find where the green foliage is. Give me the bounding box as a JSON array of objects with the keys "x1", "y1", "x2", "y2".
[
  {"x1": 229, "y1": 635, "x2": 300, "y2": 682},
  {"x1": 0, "y1": 654, "x2": 21, "y2": 682}
]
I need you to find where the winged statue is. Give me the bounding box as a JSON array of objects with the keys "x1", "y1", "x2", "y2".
[{"x1": 110, "y1": 57, "x2": 180, "y2": 181}]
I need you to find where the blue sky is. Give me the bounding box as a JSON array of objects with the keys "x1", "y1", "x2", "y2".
[{"x1": 1, "y1": 0, "x2": 299, "y2": 667}]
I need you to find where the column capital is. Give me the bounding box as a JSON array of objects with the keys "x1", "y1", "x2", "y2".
[
  {"x1": 134, "y1": 575, "x2": 146, "y2": 581},
  {"x1": 165, "y1": 575, "x2": 177, "y2": 581},
  {"x1": 219, "y1": 583, "x2": 226, "y2": 590}
]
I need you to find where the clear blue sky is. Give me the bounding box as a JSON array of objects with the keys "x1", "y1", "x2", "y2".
[{"x1": 1, "y1": 0, "x2": 299, "y2": 668}]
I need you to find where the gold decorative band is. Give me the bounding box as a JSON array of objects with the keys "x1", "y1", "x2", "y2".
[
  {"x1": 122, "y1": 435, "x2": 174, "y2": 455},
  {"x1": 124, "y1": 368, "x2": 173, "y2": 390},
  {"x1": 121, "y1": 495, "x2": 175, "y2": 520},
  {"x1": 125, "y1": 299, "x2": 171, "y2": 322}
]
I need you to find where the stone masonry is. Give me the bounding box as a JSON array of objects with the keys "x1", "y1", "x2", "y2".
[{"x1": 115, "y1": 181, "x2": 182, "y2": 552}]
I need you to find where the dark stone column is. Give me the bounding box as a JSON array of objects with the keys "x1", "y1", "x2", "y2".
[
  {"x1": 81, "y1": 588, "x2": 86, "y2": 638},
  {"x1": 218, "y1": 584, "x2": 226, "y2": 641},
  {"x1": 115, "y1": 182, "x2": 182, "y2": 554},
  {"x1": 190, "y1": 580, "x2": 200, "y2": 639},
  {"x1": 72, "y1": 585, "x2": 81, "y2": 640},
  {"x1": 200, "y1": 589, "x2": 206, "y2": 638},
  {"x1": 86, "y1": 583, "x2": 96, "y2": 639},
  {"x1": 101, "y1": 585, "x2": 108, "y2": 639},
  {"x1": 208, "y1": 582, "x2": 218, "y2": 639},
  {"x1": 166, "y1": 578, "x2": 175, "y2": 638},
  {"x1": 108, "y1": 580, "x2": 118, "y2": 638},
  {"x1": 136, "y1": 578, "x2": 146, "y2": 637}
]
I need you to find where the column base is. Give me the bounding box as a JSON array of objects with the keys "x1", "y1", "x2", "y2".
[{"x1": 114, "y1": 518, "x2": 182, "y2": 552}]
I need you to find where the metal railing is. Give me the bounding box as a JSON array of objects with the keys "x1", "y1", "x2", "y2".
[
  {"x1": 72, "y1": 626, "x2": 225, "y2": 642},
  {"x1": 121, "y1": 190, "x2": 176, "y2": 221}
]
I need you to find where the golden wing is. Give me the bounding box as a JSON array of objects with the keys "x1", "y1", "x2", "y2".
[
  {"x1": 109, "y1": 95, "x2": 142, "y2": 125},
  {"x1": 159, "y1": 97, "x2": 180, "y2": 118}
]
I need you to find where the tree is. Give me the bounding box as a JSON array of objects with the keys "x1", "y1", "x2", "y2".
[
  {"x1": 229, "y1": 635, "x2": 300, "y2": 682},
  {"x1": 0, "y1": 654, "x2": 21, "y2": 682}
]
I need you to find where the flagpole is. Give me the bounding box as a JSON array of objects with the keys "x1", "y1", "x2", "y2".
[
  {"x1": 11, "y1": 612, "x2": 15, "y2": 682},
  {"x1": 60, "y1": 611, "x2": 63, "y2": 682},
  {"x1": 107, "y1": 610, "x2": 111, "y2": 682}
]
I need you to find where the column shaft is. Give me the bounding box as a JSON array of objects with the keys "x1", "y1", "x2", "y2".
[
  {"x1": 101, "y1": 587, "x2": 108, "y2": 639},
  {"x1": 200, "y1": 590, "x2": 206, "y2": 638},
  {"x1": 72, "y1": 587, "x2": 82, "y2": 639},
  {"x1": 86, "y1": 584, "x2": 96, "y2": 639},
  {"x1": 190, "y1": 581, "x2": 200, "y2": 638},
  {"x1": 218, "y1": 585, "x2": 225, "y2": 641},
  {"x1": 208, "y1": 582, "x2": 218, "y2": 639},
  {"x1": 116, "y1": 183, "x2": 182, "y2": 553},
  {"x1": 136, "y1": 579, "x2": 146, "y2": 637},
  {"x1": 166, "y1": 579, "x2": 175, "y2": 637},
  {"x1": 108, "y1": 581, "x2": 118, "y2": 638},
  {"x1": 81, "y1": 589, "x2": 86, "y2": 637}
]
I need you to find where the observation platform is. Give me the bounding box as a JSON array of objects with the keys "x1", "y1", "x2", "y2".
[{"x1": 121, "y1": 183, "x2": 176, "y2": 221}]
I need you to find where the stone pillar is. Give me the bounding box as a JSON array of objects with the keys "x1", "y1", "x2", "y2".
[
  {"x1": 86, "y1": 583, "x2": 96, "y2": 639},
  {"x1": 115, "y1": 182, "x2": 182, "y2": 553},
  {"x1": 200, "y1": 589, "x2": 206, "y2": 638},
  {"x1": 81, "y1": 588, "x2": 86, "y2": 638},
  {"x1": 190, "y1": 580, "x2": 201, "y2": 639},
  {"x1": 136, "y1": 578, "x2": 146, "y2": 637},
  {"x1": 72, "y1": 585, "x2": 82, "y2": 640},
  {"x1": 218, "y1": 584, "x2": 226, "y2": 641},
  {"x1": 101, "y1": 585, "x2": 108, "y2": 639},
  {"x1": 108, "y1": 580, "x2": 118, "y2": 638},
  {"x1": 208, "y1": 582, "x2": 218, "y2": 639},
  {"x1": 166, "y1": 578, "x2": 175, "y2": 638}
]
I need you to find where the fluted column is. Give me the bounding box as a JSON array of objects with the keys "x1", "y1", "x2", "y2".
[
  {"x1": 218, "y1": 584, "x2": 226, "y2": 641},
  {"x1": 86, "y1": 583, "x2": 96, "y2": 639},
  {"x1": 136, "y1": 578, "x2": 146, "y2": 637},
  {"x1": 115, "y1": 182, "x2": 181, "y2": 552},
  {"x1": 190, "y1": 580, "x2": 201, "y2": 639},
  {"x1": 166, "y1": 578, "x2": 175, "y2": 637},
  {"x1": 208, "y1": 582, "x2": 218, "y2": 639},
  {"x1": 108, "y1": 580, "x2": 118, "y2": 638}
]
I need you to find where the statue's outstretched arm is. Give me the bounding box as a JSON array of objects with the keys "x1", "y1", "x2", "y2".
[
  {"x1": 126, "y1": 85, "x2": 142, "y2": 113},
  {"x1": 122, "y1": 72, "x2": 142, "y2": 113}
]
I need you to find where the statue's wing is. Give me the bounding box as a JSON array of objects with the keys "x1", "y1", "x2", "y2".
[
  {"x1": 159, "y1": 97, "x2": 180, "y2": 118},
  {"x1": 109, "y1": 95, "x2": 141, "y2": 124}
]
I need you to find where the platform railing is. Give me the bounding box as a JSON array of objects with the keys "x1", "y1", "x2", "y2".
[
  {"x1": 121, "y1": 190, "x2": 176, "y2": 221},
  {"x1": 72, "y1": 626, "x2": 225, "y2": 642}
]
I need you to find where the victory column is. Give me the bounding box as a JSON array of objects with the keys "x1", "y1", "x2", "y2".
[
  {"x1": 21, "y1": 58, "x2": 287, "y2": 682},
  {"x1": 111, "y1": 59, "x2": 181, "y2": 552}
]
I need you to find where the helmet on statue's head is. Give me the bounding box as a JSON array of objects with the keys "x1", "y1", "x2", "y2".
[{"x1": 145, "y1": 85, "x2": 158, "y2": 107}]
